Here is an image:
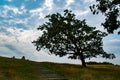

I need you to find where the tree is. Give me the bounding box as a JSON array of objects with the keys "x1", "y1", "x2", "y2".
[
  {"x1": 32, "y1": 10, "x2": 115, "y2": 67},
  {"x1": 21, "y1": 56, "x2": 25, "y2": 60},
  {"x1": 90, "y1": 0, "x2": 120, "y2": 34}
]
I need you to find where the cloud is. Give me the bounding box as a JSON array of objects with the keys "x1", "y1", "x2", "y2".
[
  {"x1": 44, "y1": 0, "x2": 53, "y2": 10},
  {"x1": 84, "y1": 0, "x2": 94, "y2": 3},
  {"x1": 0, "y1": 32, "x2": 16, "y2": 44},
  {"x1": 28, "y1": 0, "x2": 56, "y2": 29},
  {"x1": 103, "y1": 34, "x2": 120, "y2": 54},
  {"x1": 0, "y1": 26, "x2": 44, "y2": 59},
  {"x1": 0, "y1": 27, "x2": 40, "y2": 45},
  {"x1": 6, "y1": 0, "x2": 12, "y2": 2},
  {"x1": 29, "y1": 0, "x2": 54, "y2": 19},
  {"x1": 0, "y1": 4, "x2": 30, "y2": 29},
  {"x1": 0, "y1": 46, "x2": 15, "y2": 57},
  {"x1": 74, "y1": 9, "x2": 90, "y2": 16},
  {"x1": 3, "y1": 19, "x2": 26, "y2": 25},
  {"x1": 5, "y1": 44, "x2": 23, "y2": 54},
  {"x1": 0, "y1": 5, "x2": 27, "y2": 19},
  {"x1": 3, "y1": 5, "x2": 23, "y2": 14},
  {"x1": 29, "y1": 7, "x2": 44, "y2": 19},
  {"x1": 6, "y1": 27, "x2": 42, "y2": 42},
  {"x1": 65, "y1": 0, "x2": 75, "y2": 8}
]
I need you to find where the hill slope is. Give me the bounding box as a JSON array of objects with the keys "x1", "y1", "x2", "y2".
[{"x1": 0, "y1": 56, "x2": 120, "y2": 80}]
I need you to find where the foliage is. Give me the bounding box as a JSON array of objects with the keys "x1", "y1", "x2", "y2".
[
  {"x1": 90, "y1": 0, "x2": 120, "y2": 34},
  {"x1": 33, "y1": 10, "x2": 115, "y2": 67}
]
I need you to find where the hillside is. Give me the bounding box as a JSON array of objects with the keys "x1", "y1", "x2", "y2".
[{"x1": 0, "y1": 56, "x2": 120, "y2": 80}]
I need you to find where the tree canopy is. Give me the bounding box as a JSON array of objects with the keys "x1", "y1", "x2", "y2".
[
  {"x1": 90, "y1": 0, "x2": 120, "y2": 34},
  {"x1": 32, "y1": 10, "x2": 115, "y2": 67}
]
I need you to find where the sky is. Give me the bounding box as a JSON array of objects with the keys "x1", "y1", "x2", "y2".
[{"x1": 0, "y1": 0, "x2": 120, "y2": 65}]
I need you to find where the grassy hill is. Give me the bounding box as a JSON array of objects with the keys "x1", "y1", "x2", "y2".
[{"x1": 0, "y1": 56, "x2": 120, "y2": 80}]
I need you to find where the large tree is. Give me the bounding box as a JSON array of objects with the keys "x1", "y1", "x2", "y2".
[
  {"x1": 32, "y1": 10, "x2": 115, "y2": 67},
  {"x1": 90, "y1": 0, "x2": 120, "y2": 34}
]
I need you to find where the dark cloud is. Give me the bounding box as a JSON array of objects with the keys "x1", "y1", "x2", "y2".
[{"x1": 4, "y1": 44, "x2": 24, "y2": 54}]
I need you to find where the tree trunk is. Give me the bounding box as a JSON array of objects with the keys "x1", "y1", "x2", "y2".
[
  {"x1": 80, "y1": 54, "x2": 86, "y2": 67},
  {"x1": 81, "y1": 57, "x2": 86, "y2": 67}
]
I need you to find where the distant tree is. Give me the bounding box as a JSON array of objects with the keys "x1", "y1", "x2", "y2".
[
  {"x1": 21, "y1": 56, "x2": 25, "y2": 60},
  {"x1": 12, "y1": 56, "x2": 15, "y2": 59},
  {"x1": 86, "y1": 61, "x2": 113, "y2": 65},
  {"x1": 90, "y1": 0, "x2": 120, "y2": 34},
  {"x1": 32, "y1": 10, "x2": 115, "y2": 67}
]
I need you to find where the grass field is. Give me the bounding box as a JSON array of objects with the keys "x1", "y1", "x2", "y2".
[{"x1": 0, "y1": 56, "x2": 120, "y2": 80}]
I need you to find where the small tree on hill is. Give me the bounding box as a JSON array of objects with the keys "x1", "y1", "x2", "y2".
[
  {"x1": 32, "y1": 10, "x2": 115, "y2": 67},
  {"x1": 21, "y1": 56, "x2": 25, "y2": 60},
  {"x1": 12, "y1": 56, "x2": 15, "y2": 59}
]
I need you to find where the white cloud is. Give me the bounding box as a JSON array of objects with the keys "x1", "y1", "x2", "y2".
[
  {"x1": 84, "y1": 0, "x2": 94, "y2": 3},
  {"x1": 20, "y1": 5, "x2": 26, "y2": 12},
  {"x1": 29, "y1": 0, "x2": 56, "y2": 28},
  {"x1": 3, "y1": 5, "x2": 22, "y2": 14},
  {"x1": 0, "y1": 27, "x2": 44, "y2": 59},
  {"x1": 18, "y1": 29, "x2": 42, "y2": 43},
  {"x1": 30, "y1": 8, "x2": 44, "y2": 19},
  {"x1": 44, "y1": 0, "x2": 53, "y2": 10},
  {"x1": 7, "y1": 0, "x2": 12, "y2": 2},
  {"x1": 0, "y1": 33, "x2": 16, "y2": 44},
  {"x1": 66, "y1": 0, "x2": 75, "y2": 6},
  {"x1": 2, "y1": 5, "x2": 27, "y2": 17},
  {"x1": 74, "y1": 9, "x2": 90, "y2": 16},
  {"x1": 65, "y1": 0, "x2": 75, "y2": 8},
  {"x1": 3, "y1": 19, "x2": 26, "y2": 25},
  {"x1": 6, "y1": 27, "x2": 42, "y2": 43},
  {"x1": 96, "y1": 26, "x2": 106, "y2": 32},
  {"x1": 0, "y1": 5, "x2": 27, "y2": 19},
  {"x1": 0, "y1": 27, "x2": 41, "y2": 52},
  {"x1": 30, "y1": 0, "x2": 54, "y2": 19}
]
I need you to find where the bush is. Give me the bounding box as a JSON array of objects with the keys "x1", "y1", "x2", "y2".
[
  {"x1": 86, "y1": 61, "x2": 113, "y2": 65},
  {"x1": 21, "y1": 56, "x2": 25, "y2": 60}
]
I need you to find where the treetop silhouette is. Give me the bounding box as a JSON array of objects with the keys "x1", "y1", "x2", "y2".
[
  {"x1": 90, "y1": 0, "x2": 120, "y2": 34},
  {"x1": 33, "y1": 9, "x2": 115, "y2": 67}
]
